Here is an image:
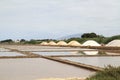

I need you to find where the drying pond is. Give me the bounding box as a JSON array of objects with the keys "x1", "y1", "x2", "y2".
[
  {"x1": 1, "y1": 45, "x2": 120, "y2": 80},
  {"x1": 1, "y1": 45, "x2": 95, "y2": 52},
  {"x1": 0, "y1": 52, "x2": 25, "y2": 56},
  {"x1": 32, "y1": 51, "x2": 120, "y2": 56},
  {"x1": 0, "y1": 58, "x2": 94, "y2": 80},
  {"x1": 61, "y1": 56, "x2": 120, "y2": 68},
  {"x1": 0, "y1": 48, "x2": 10, "y2": 52}
]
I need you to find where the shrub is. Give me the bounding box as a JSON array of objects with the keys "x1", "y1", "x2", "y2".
[
  {"x1": 104, "y1": 35, "x2": 120, "y2": 44},
  {"x1": 87, "y1": 66, "x2": 120, "y2": 80},
  {"x1": 0, "y1": 39, "x2": 13, "y2": 43}
]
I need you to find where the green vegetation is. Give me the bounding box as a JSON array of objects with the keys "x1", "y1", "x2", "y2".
[
  {"x1": 81, "y1": 32, "x2": 104, "y2": 38},
  {"x1": 65, "y1": 33, "x2": 106, "y2": 44},
  {"x1": 20, "y1": 39, "x2": 26, "y2": 42},
  {"x1": 23, "y1": 39, "x2": 58, "y2": 44},
  {"x1": 104, "y1": 35, "x2": 120, "y2": 44},
  {"x1": 0, "y1": 39, "x2": 13, "y2": 43},
  {"x1": 65, "y1": 37, "x2": 106, "y2": 44},
  {"x1": 24, "y1": 39, "x2": 39, "y2": 44},
  {"x1": 87, "y1": 66, "x2": 120, "y2": 80},
  {"x1": 0, "y1": 33, "x2": 120, "y2": 44},
  {"x1": 65, "y1": 34, "x2": 120, "y2": 44}
]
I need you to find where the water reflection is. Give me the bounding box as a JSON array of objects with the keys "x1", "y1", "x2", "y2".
[
  {"x1": 75, "y1": 51, "x2": 103, "y2": 55},
  {"x1": 83, "y1": 51, "x2": 98, "y2": 55},
  {"x1": 33, "y1": 50, "x2": 120, "y2": 56},
  {"x1": 76, "y1": 51, "x2": 119, "y2": 55}
]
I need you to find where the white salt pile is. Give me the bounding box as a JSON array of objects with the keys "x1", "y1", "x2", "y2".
[
  {"x1": 40, "y1": 42, "x2": 48, "y2": 46},
  {"x1": 82, "y1": 40, "x2": 101, "y2": 46},
  {"x1": 106, "y1": 39, "x2": 120, "y2": 47},
  {"x1": 57, "y1": 41, "x2": 68, "y2": 46},
  {"x1": 48, "y1": 41, "x2": 57, "y2": 46},
  {"x1": 68, "y1": 40, "x2": 81, "y2": 46}
]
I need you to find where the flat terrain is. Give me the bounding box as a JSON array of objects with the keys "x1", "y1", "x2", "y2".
[{"x1": 0, "y1": 45, "x2": 120, "y2": 80}]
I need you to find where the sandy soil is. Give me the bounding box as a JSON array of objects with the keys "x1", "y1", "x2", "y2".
[{"x1": 36, "y1": 78, "x2": 85, "y2": 80}]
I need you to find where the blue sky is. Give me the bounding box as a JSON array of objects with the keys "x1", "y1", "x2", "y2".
[{"x1": 0, "y1": 0, "x2": 120, "y2": 40}]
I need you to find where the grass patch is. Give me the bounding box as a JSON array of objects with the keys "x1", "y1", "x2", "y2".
[{"x1": 87, "y1": 66, "x2": 120, "y2": 80}]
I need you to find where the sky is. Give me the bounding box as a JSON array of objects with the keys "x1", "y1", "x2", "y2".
[{"x1": 0, "y1": 0, "x2": 120, "y2": 40}]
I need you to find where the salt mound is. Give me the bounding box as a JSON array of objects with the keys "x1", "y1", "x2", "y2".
[
  {"x1": 40, "y1": 42, "x2": 48, "y2": 45},
  {"x1": 48, "y1": 41, "x2": 57, "y2": 46},
  {"x1": 106, "y1": 40, "x2": 120, "y2": 47},
  {"x1": 82, "y1": 40, "x2": 100, "y2": 46},
  {"x1": 57, "y1": 41, "x2": 68, "y2": 46},
  {"x1": 68, "y1": 40, "x2": 81, "y2": 46}
]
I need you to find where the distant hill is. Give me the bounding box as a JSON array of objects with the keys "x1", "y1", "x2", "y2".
[{"x1": 58, "y1": 33, "x2": 82, "y2": 40}]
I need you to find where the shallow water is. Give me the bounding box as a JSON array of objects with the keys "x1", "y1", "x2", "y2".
[
  {"x1": 32, "y1": 51, "x2": 120, "y2": 56},
  {"x1": 0, "y1": 52, "x2": 25, "y2": 56},
  {"x1": 61, "y1": 56, "x2": 120, "y2": 68},
  {"x1": 0, "y1": 58, "x2": 94, "y2": 80},
  {"x1": 0, "y1": 45, "x2": 120, "y2": 80},
  {"x1": 2, "y1": 45, "x2": 119, "y2": 55},
  {"x1": 0, "y1": 48, "x2": 10, "y2": 51},
  {"x1": 16, "y1": 48, "x2": 94, "y2": 52},
  {"x1": 33, "y1": 52, "x2": 83, "y2": 56},
  {"x1": 1, "y1": 45, "x2": 95, "y2": 51}
]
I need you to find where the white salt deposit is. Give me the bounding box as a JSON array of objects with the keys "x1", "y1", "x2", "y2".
[
  {"x1": 106, "y1": 40, "x2": 120, "y2": 47},
  {"x1": 40, "y1": 42, "x2": 48, "y2": 46},
  {"x1": 68, "y1": 40, "x2": 81, "y2": 46},
  {"x1": 48, "y1": 41, "x2": 57, "y2": 46},
  {"x1": 82, "y1": 40, "x2": 101, "y2": 46},
  {"x1": 57, "y1": 41, "x2": 68, "y2": 46}
]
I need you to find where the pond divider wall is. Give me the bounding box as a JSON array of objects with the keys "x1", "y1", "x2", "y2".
[
  {"x1": 41, "y1": 56, "x2": 103, "y2": 71},
  {"x1": 47, "y1": 55, "x2": 120, "y2": 57},
  {"x1": 1, "y1": 47, "x2": 103, "y2": 71},
  {"x1": 0, "y1": 56, "x2": 42, "y2": 59}
]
